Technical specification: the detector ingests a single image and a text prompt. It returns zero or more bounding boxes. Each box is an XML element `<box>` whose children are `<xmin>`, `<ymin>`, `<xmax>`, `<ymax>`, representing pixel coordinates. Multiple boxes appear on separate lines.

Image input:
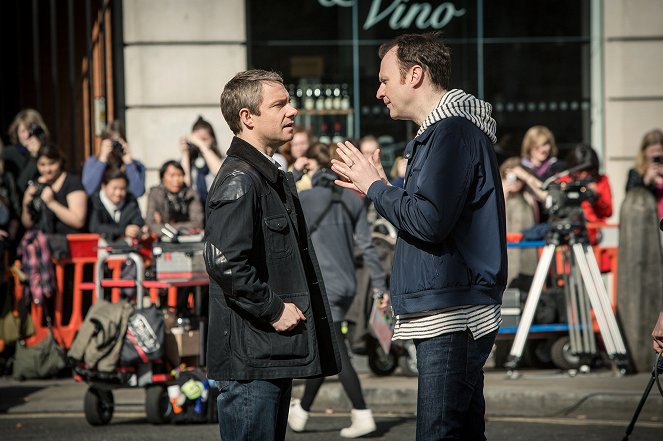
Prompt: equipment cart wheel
<box><xmin>397</xmin><ymin>340</ymin><xmax>418</xmax><ymax>377</ymax></box>
<box><xmin>367</xmin><ymin>338</ymin><xmax>397</xmax><ymax>376</ymax></box>
<box><xmin>84</xmin><ymin>387</ymin><xmax>114</xmax><ymax>426</ymax></box>
<box><xmin>145</xmin><ymin>385</ymin><xmax>172</xmax><ymax>424</ymax></box>
<box><xmin>550</xmin><ymin>336</ymin><xmax>581</xmax><ymax>370</ymax></box>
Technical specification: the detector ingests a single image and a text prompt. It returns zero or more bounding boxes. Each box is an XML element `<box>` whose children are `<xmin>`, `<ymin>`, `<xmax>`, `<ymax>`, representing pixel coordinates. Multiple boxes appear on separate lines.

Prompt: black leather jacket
<box><xmin>204</xmin><ymin>137</ymin><xmax>341</xmax><ymax>380</ymax></box>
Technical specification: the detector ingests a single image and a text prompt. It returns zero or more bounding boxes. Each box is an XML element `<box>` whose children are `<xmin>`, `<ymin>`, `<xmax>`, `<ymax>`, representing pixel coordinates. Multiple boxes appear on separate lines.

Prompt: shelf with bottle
<box><xmin>288</xmin><ymin>82</ymin><xmax>352</xmax><ymax>113</ymax></box>
<box><xmin>295</xmin><ymin>108</ymin><xmax>353</xmax><ymax>116</ymax></box>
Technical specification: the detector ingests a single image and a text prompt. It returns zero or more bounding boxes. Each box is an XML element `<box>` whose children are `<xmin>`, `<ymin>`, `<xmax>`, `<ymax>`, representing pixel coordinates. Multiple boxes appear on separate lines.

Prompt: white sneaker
<box><xmin>288</xmin><ymin>398</ymin><xmax>309</xmax><ymax>432</ymax></box>
<box><xmin>340</xmin><ymin>408</ymin><xmax>376</xmax><ymax>438</ymax></box>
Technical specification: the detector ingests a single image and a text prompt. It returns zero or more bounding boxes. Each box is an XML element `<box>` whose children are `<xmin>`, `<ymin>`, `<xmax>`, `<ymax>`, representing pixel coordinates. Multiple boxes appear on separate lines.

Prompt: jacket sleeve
<box><xmin>353</xmin><ymin>201</ymin><xmax>388</xmax><ymax>292</ymax></box>
<box><xmin>204</xmin><ymin>173</ymin><xmax>284</xmax><ymax>324</ymax></box>
<box><xmin>125</xmin><ymin>198</ymin><xmax>145</xmax><ymax>228</ymax></box>
<box><xmin>592</xmin><ymin>175</ymin><xmax>613</xmax><ymax>220</ymax></box>
<box><xmin>625</xmin><ymin>168</ymin><xmax>655</xmax><ymax>193</ymax></box>
<box><xmin>145</xmin><ymin>188</ymin><xmax>164</xmax><ymax>234</ymax></box>
<box><xmin>17</xmin><ymin>158</ymin><xmax>38</xmax><ymax>195</ymax></box>
<box><xmin>176</xmin><ymin>189</ymin><xmax>204</xmax><ymax>230</ymax></box>
<box><xmin>125</xmin><ymin>161</ymin><xmax>146</xmax><ymax>198</ymax></box>
<box><xmin>366</xmin><ymin>128</ymin><xmax>473</xmax><ymax>244</ymax></box>
<box><xmin>82</xmin><ymin>157</ymin><xmax>105</xmax><ymax>195</ymax></box>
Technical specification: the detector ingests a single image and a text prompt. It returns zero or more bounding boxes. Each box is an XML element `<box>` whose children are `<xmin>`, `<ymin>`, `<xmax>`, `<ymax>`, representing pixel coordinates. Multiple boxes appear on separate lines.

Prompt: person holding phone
<box><xmin>82</xmin><ymin>120</ymin><xmax>146</xmax><ymax>198</ymax></box>
<box><xmin>626</xmin><ymin>129</ymin><xmax>663</xmax><ymax>217</ymax></box>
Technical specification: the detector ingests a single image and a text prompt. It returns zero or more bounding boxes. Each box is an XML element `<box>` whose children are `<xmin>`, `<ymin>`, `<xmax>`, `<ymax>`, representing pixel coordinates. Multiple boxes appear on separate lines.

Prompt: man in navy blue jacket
<box><xmin>332</xmin><ymin>32</ymin><xmax>507</xmax><ymax>441</ymax></box>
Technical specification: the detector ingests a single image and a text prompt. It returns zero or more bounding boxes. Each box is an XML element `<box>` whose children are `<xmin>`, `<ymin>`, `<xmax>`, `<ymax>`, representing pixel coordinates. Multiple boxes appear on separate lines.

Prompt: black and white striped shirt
<box><xmin>392</xmin><ymin>304</ymin><xmax>501</xmax><ymax>341</ymax></box>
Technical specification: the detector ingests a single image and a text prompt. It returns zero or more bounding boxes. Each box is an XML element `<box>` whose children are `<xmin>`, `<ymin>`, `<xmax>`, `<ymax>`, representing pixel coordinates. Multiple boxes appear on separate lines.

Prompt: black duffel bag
<box><xmin>120</xmin><ymin>306</ymin><xmax>164</xmax><ymax>365</ymax></box>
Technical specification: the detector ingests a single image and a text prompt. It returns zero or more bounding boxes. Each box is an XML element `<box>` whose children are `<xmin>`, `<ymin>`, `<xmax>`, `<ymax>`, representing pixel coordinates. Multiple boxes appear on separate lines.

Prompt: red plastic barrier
<box><xmin>52</xmin><ymin>234</ymin><xmax>100</xmax><ymax>348</ymax></box>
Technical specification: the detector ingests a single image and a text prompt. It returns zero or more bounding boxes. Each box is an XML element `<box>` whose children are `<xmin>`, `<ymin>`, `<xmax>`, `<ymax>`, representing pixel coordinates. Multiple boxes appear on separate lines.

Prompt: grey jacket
<box><xmin>299</xmin><ymin>169</ymin><xmax>387</xmax><ymax>322</ymax></box>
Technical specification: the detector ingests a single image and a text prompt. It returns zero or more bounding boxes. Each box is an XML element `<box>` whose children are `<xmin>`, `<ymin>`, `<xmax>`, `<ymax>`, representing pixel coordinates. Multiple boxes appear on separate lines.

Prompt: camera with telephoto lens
<box><xmin>28</xmin><ymin>123</ymin><xmax>46</xmax><ymax>142</ymax></box>
<box><xmin>111</xmin><ymin>139</ymin><xmax>124</xmax><ymax>156</ymax></box>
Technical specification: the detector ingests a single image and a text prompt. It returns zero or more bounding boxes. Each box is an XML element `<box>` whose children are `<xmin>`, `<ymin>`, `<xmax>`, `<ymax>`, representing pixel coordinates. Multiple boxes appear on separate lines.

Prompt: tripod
<box><xmin>622</xmin><ymin>353</ymin><xmax>663</xmax><ymax>441</ymax></box>
<box><xmin>504</xmin><ymin>213</ymin><xmax>629</xmax><ymax>373</ymax></box>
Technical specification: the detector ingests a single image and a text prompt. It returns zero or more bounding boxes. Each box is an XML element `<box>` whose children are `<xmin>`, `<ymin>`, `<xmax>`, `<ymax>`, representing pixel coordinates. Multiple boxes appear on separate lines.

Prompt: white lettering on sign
<box><xmin>318</xmin><ymin>0</ymin><xmax>466</xmax><ymax>30</ymax></box>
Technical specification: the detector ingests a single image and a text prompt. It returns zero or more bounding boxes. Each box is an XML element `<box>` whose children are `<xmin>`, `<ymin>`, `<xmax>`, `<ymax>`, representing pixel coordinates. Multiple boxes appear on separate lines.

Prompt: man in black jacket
<box><xmin>332</xmin><ymin>33</ymin><xmax>506</xmax><ymax>441</ymax></box>
<box><xmin>205</xmin><ymin>70</ymin><xmax>341</xmax><ymax>441</ymax></box>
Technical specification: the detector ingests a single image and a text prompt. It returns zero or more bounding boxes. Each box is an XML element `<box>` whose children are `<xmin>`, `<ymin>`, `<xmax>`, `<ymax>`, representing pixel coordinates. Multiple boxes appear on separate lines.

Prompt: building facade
<box><xmin>2</xmin><ymin>0</ymin><xmax>662</xmax><ymax>220</ymax></box>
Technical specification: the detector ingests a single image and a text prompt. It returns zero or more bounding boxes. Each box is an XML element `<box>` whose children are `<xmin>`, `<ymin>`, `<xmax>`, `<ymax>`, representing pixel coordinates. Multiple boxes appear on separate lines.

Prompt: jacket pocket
<box><xmin>264</xmin><ymin>214</ymin><xmax>292</xmax><ymax>259</ymax></box>
<box><xmin>244</xmin><ymin>292</ymin><xmax>314</xmax><ymax>366</ymax></box>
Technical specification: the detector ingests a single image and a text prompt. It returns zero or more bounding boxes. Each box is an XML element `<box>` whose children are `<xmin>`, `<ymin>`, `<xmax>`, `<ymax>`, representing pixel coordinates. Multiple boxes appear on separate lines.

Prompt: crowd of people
<box><xmin>1</xmin><ymin>36</ymin><xmax>663</xmax><ymax>441</ymax></box>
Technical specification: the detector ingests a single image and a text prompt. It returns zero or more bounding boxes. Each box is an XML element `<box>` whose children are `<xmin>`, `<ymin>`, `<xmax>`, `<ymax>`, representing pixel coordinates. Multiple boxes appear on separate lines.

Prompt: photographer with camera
<box><xmin>4</xmin><ymin>109</ymin><xmax>49</xmax><ymax>195</ymax></box>
<box><xmin>512</xmin><ymin>143</ymin><xmax>613</xmax><ymax>246</ymax></box>
<box><xmin>626</xmin><ymin>129</ymin><xmax>663</xmax><ymax>217</ymax></box>
<box><xmin>21</xmin><ymin>144</ymin><xmax>87</xmax><ymax>237</ymax></box>
<box><xmin>178</xmin><ymin>116</ymin><xmax>223</xmax><ymax>207</ymax></box>
<box><xmin>82</xmin><ymin>120</ymin><xmax>146</xmax><ymax>198</ymax></box>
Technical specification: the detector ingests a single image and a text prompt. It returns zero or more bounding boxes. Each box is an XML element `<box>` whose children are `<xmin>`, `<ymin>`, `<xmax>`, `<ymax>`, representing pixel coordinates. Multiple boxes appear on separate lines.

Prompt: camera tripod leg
<box><xmin>505</xmin><ymin>244</ymin><xmax>557</xmax><ymax>370</ymax></box>
<box><xmin>622</xmin><ymin>375</ymin><xmax>656</xmax><ymax>441</ymax></box>
<box><xmin>563</xmin><ymin>250</ymin><xmax>595</xmax><ymax>370</ymax></box>
<box><xmin>572</xmin><ymin>243</ymin><xmax>628</xmax><ymax>366</ymax></box>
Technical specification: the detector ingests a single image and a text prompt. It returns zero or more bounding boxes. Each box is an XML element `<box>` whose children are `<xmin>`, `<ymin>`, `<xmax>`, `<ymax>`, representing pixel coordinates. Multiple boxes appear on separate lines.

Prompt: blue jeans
<box><xmin>414</xmin><ymin>330</ymin><xmax>497</xmax><ymax>441</ymax></box>
<box><xmin>216</xmin><ymin>378</ymin><xmax>292</xmax><ymax>441</ymax></box>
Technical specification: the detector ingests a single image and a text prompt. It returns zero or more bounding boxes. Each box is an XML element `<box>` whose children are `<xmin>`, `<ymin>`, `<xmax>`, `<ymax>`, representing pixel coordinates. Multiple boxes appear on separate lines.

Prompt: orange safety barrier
<box><xmin>144</xmin><ymin>278</ymin><xmax>208</xmax><ymax>310</ymax></box>
<box><xmin>52</xmin><ymin>234</ymin><xmax>100</xmax><ymax>348</ymax></box>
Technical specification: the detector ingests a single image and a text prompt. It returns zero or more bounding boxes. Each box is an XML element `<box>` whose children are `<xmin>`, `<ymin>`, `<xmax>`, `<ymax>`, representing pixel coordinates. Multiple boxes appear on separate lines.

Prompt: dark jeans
<box><xmin>216</xmin><ymin>378</ymin><xmax>292</xmax><ymax>441</ymax></box>
<box><xmin>414</xmin><ymin>330</ymin><xmax>497</xmax><ymax>441</ymax></box>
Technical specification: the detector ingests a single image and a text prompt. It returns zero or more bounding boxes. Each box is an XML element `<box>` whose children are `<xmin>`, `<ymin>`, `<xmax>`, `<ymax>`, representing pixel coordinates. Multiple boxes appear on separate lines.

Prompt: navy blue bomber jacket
<box><xmin>366</xmin><ymin>116</ymin><xmax>507</xmax><ymax>315</ymax></box>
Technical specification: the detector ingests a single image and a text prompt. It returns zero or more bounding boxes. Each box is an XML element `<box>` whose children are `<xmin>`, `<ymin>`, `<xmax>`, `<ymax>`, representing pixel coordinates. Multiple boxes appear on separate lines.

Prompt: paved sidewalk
<box><xmin>1</xmin><ymin>367</ymin><xmax>662</xmax><ymax>422</ymax></box>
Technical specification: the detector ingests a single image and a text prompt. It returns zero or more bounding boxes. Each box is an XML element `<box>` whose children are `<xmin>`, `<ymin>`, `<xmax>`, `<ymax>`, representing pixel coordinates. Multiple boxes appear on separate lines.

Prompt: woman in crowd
<box><xmin>21</xmin><ymin>144</ymin><xmax>87</xmax><ymax>237</ymax></box>
<box><xmin>178</xmin><ymin>116</ymin><xmax>223</xmax><ymax>206</ymax></box>
<box><xmin>289</xmin><ymin>143</ymin><xmax>388</xmax><ymax>438</ymax></box>
<box><xmin>88</xmin><ymin>169</ymin><xmax>146</xmax><ymax>242</ymax></box>
<box><xmin>146</xmin><ymin>160</ymin><xmax>203</xmax><ymax>235</ymax></box>
<box><xmin>4</xmin><ymin>108</ymin><xmax>49</xmax><ymax>195</ymax></box>
<box><xmin>520</xmin><ymin>125</ymin><xmax>564</xmax><ymax>181</ymax></box>
<box><xmin>282</xmin><ymin>126</ymin><xmax>313</xmax><ymax>191</ymax></box>
<box><xmin>389</xmin><ymin>156</ymin><xmax>407</xmax><ymax>188</ymax></box>
<box><xmin>499</xmin><ymin>157</ymin><xmax>539</xmax><ymax>286</ymax></box>
<box><xmin>82</xmin><ymin>120</ymin><xmax>146</xmax><ymax>198</ymax></box>
<box><xmin>625</xmin><ymin>128</ymin><xmax>663</xmax><ymax>217</ymax></box>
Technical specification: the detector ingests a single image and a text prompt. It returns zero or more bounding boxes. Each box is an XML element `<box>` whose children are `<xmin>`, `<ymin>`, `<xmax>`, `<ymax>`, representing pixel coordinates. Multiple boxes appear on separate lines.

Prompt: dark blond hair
<box><xmin>220</xmin><ymin>70</ymin><xmax>283</xmax><ymax>135</ymax></box>
<box><xmin>635</xmin><ymin>129</ymin><xmax>663</xmax><ymax>176</ymax></box>
<box><xmin>8</xmin><ymin>108</ymin><xmax>50</xmax><ymax>145</ymax></box>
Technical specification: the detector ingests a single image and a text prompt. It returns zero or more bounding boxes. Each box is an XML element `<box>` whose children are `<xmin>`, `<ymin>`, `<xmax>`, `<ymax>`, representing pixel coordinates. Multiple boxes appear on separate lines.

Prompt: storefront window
<box><xmin>248</xmin><ymin>0</ymin><xmax>590</xmax><ymax>162</ymax></box>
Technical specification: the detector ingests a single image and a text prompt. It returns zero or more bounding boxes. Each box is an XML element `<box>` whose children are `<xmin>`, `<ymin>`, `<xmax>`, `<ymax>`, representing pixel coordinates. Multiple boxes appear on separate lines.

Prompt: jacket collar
<box><xmin>226</xmin><ymin>136</ymin><xmax>280</xmax><ymax>184</ymax></box>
